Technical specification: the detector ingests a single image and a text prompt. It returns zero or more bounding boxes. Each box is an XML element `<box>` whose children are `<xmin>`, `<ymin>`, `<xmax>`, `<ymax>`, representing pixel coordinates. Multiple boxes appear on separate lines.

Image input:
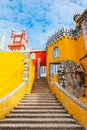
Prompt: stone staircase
<box><xmin>0</xmin><ymin>78</ymin><xmax>84</xmax><ymax>130</ymax></box>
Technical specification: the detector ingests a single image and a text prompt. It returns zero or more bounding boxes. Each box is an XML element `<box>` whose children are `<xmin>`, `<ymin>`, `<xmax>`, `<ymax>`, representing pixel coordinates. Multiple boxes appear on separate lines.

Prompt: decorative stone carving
<box><xmin>58</xmin><ymin>60</ymin><xmax>85</xmax><ymax>97</ymax></box>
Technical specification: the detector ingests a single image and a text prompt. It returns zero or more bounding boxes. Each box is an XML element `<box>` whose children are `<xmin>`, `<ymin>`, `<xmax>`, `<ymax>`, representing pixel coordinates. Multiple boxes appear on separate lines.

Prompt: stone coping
<box><xmin>0</xmin><ymin>82</ymin><xmax>25</xmax><ymax>103</ymax></box>
<box><xmin>53</xmin><ymin>82</ymin><xmax>87</xmax><ymax>110</ymax></box>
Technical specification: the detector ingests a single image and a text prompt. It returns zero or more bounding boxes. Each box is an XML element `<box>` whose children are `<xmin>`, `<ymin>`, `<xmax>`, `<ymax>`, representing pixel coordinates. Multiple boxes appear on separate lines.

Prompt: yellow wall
<box><xmin>0</xmin><ymin>52</ymin><xmax>35</xmax><ymax>119</ymax></box>
<box><xmin>47</xmin><ymin>36</ymin><xmax>79</xmax><ymax>63</ymax></box>
<box><xmin>0</xmin><ymin>83</ymin><xmax>26</xmax><ymax>119</ymax></box>
<box><xmin>47</xmin><ymin>33</ymin><xmax>87</xmax><ymax>95</ymax></box>
<box><xmin>51</xmin><ymin>84</ymin><xmax>87</xmax><ymax>129</ymax></box>
<box><xmin>76</xmin><ymin>33</ymin><xmax>87</xmax><ymax>96</ymax></box>
<box><xmin>46</xmin><ymin>34</ymin><xmax>87</xmax><ymax>129</ymax></box>
<box><xmin>0</xmin><ymin>52</ymin><xmax>25</xmax><ymax>98</ymax></box>
<box><xmin>46</xmin><ymin>36</ymin><xmax>79</xmax><ymax>89</ymax></box>
<box><xmin>76</xmin><ymin>34</ymin><xmax>86</xmax><ymax>59</ymax></box>
<box><xmin>0</xmin><ymin>52</ymin><xmax>27</xmax><ymax>119</ymax></box>
<box><xmin>27</xmin><ymin>57</ymin><xmax>35</xmax><ymax>93</ymax></box>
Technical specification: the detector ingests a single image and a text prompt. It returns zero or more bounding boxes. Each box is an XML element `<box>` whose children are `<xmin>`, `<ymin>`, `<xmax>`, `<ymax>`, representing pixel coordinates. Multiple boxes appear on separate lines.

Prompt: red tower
<box><xmin>8</xmin><ymin>30</ymin><xmax>28</xmax><ymax>51</ymax></box>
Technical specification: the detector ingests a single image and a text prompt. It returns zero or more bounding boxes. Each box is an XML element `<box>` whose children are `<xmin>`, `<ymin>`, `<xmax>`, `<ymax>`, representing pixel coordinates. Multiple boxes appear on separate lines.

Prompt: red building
<box><xmin>30</xmin><ymin>49</ymin><xmax>46</xmax><ymax>78</ymax></box>
<box><xmin>8</xmin><ymin>30</ymin><xmax>28</xmax><ymax>51</ymax></box>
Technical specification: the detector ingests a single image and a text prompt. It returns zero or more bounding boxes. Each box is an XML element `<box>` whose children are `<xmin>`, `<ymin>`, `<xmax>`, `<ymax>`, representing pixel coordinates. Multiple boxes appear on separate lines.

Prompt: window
<box><xmin>50</xmin><ymin>63</ymin><xmax>60</xmax><ymax>77</ymax></box>
<box><xmin>15</xmin><ymin>37</ymin><xmax>21</xmax><ymax>42</ymax></box>
<box><xmin>53</xmin><ymin>47</ymin><xmax>59</xmax><ymax>58</ymax></box>
<box><xmin>40</xmin><ymin>66</ymin><xmax>46</xmax><ymax>77</ymax></box>
<box><xmin>31</xmin><ymin>53</ymin><xmax>36</xmax><ymax>59</ymax></box>
<box><xmin>53</xmin><ymin>64</ymin><xmax>60</xmax><ymax>74</ymax></box>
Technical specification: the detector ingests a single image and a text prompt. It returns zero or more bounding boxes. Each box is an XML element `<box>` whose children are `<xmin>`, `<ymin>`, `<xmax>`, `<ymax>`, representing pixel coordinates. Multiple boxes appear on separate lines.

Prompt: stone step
<box><xmin>32</xmin><ymin>88</ymin><xmax>49</xmax><ymax>90</ymax></box>
<box><xmin>21</xmin><ymin>97</ymin><xmax>57</xmax><ymax>100</ymax></box>
<box><xmin>20</xmin><ymin>99</ymin><xmax>59</xmax><ymax>103</ymax></box>
<box><xmin>32</xmin><ymin>83</ymin><xmax>48</xmax><ymax>85</ymax></box>
<box><xmin>32</xmin><ymin>91</ymin><xmax>49</xmax><ymax>92</ymax></box>
<box><xmin>32</xmin><ymin>88</ymin><xmax>50</xmax><ymax>90</ymax></box>
<box><xmin>18</xmin><ymin>102</ymin><xmax>61</xmax><ymax>106</ymax></box>
<box><xmin>25</xmin><ymin>93</ymin><xmax>54</xmax><ymax>95</ymax></box>
<box><xmin>31</xmin><ymin>90</ymin><xmax>49</xmax><ymax>92</ymax></box>
<box><xmin>23</xmin><ymin>95</ymin><xmax>56</xmax><ymax>100</ymax></box>
<box><xmin>22</xmin><ymin>97</ymin><xmax>57</xmax><ymax>100</ymax></box>
<box><xmin>11</xmin><ymin>109</ymin><xmax>67</xmax><ymax>114</ymax></box>
<box><xmin>23</xmin><ymin>94</ymin><xmax>55</xmax><ymax>96</ymax></box>
<box><xmin>23</xmin><ymin>95</ymin><xmax>55</xmax><ymax>98</ymax></box>
<box><xmin>32</xmin><ymin>90</ymin><xmax>49</xmax><ymax>93</ymax></box>
<box><xmin>32</xmin><ymin>89</ymin><xmax>49</xmax><ymax>93</ymax></box>
<box><xmin>0</xmin><ymin>118</ymin><xmax>76</xmax><ymax>124</ymax></box>
<box><xmin>0</xmin><ymin>123</ymin><xmax>84</xmax><ymax>130</ymax></box>
<box><xmin>6</xmin><ymin>113</ymin><xmax>71</xmax><ymax>118</ymax></box>
<box><xmin>32</xmin><ymin>87</ymin><xmax>49</xmax><ymax>89</ymax></box>
<box><xmin>32</xmin><ymin>86</ymin><xmax>48</xmax><ymax>88</ymax></box>
<box><xmin>32</xmin><ymin>88</ymin><xmax>48</xmax><ymax>89</ymax></box>
<box><xmin>15</xmin><ymin>105</ymin><xmax>64</xmax><ymax>109</ymax></box>
<box><xmin>33</xmin><ymin>84</ymin><xmax>48</xmax><ymax>85</ymax></box>
<box><xmin>33</xmin><ymin>84</ymin><xmax>48</xmax><ymax>86</ymax></box>
<box><xmin>24</xmin><ymin>93</ymin><xmax>54</xmax><ymax>95</ymax></box>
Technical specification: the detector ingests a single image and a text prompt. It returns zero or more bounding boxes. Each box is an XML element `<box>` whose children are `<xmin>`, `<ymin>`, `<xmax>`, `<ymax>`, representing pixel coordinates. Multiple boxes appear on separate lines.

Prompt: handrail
<box><xmin>0</xmin><ymin>82</ymin><xmax>25</xmax><ymax>103</ymax></box>
<box><xmin>53</xmin><ymin>82</ymin><xmax>87</xmax><ymax>110</ymax></box>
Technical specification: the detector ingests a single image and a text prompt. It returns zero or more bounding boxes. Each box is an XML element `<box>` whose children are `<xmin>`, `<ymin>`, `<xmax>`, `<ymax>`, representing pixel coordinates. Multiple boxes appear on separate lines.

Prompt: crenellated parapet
<box><xmin>46</xmin><ymin>27</ymin><xmax>82</xmax><ymax>47</ymax></box>
<box><xmin>74</xmin><ymin>27</ymin><xmax>82</xmax><ymax>39</ymax></box>
<box><xmin>77</xmin><ymin>9</ymin><xmax>87</xmax><ymax>24</ymax></box>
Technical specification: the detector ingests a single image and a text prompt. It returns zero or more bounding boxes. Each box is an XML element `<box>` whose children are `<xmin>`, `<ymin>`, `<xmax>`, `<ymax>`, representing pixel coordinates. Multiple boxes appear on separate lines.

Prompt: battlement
<box><xmin>46</xmin><ymin>27</ymin><xmax>82</xmax><ymax>47</ymax></box>
<box><xmin>8</xmin><ymin>30</ymin><xmax>28</xmax><ymax>51</ymax></box>
<box><xmin>77</xmin><ymin>8</ymin><xmax>87</xmax><ymax>24</ymax></box>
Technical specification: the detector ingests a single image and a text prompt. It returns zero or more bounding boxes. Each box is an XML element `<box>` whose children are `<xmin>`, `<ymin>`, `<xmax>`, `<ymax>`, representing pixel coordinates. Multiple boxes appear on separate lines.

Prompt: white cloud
<box><xmin>0</xmin><ymin>0</ymin><xmax>86</xmax><ymax>49</ymax></box>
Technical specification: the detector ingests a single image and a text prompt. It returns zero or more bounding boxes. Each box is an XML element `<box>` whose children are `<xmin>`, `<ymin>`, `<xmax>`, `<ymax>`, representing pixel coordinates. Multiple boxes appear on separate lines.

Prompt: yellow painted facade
<box><xmin>46</xmin><ymin>10</ymin><xmax>87</xmax><ymax>128</ymax></box>
<box><xmin>46</xmin><ymin>35</ymin><xmax>80</xmax><ymax>89</ymax></box>
<box><xmin>0</xmin><ymin>83</ymin><xmax>27</xmax><ymax>119</ymax></box>
<box><xmin>51</xmin><ymin>84</ymin><xmax>87</xmax><ymax>129</ymax></box>
<box><xmin>27</xmin><ymin>57</ymin><xmax>35</xmax><ymax>93</ymax></box>
<box><xmin>46</xmin><ymin>23</ymin><xmax>87</xmax><ymax>95</ymax></box>
<box><xmin>76</xmin><ymin>33</ymin><xmax>87</xmax><ymax>96</ymax></box>
<box><xmin>0</xmin><ymin>52</ymin><xmax>35</xmax><ymax>119</ymax></box>
<box><xmin>0</xmin><ymin>52</ymin><xmax>24</xmax><ymax>98</ymax></box>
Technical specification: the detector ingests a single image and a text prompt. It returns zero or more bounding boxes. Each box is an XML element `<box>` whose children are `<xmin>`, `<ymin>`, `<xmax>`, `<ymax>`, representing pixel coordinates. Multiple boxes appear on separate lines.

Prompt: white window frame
<box><xmin>40</xmin><ymin>66</ymin><xmax>46</xmax><ymax>77</ymax></box>
<box><xmin>50</xmin><ymin>63</ymin><xmax>60</xmax><ymax>77</ymax></box>
<box><xmin>53</xmin><ymin>64</ymin><xmax>60</xmax><ymax>74</ymax></box>
<box><xmin>53</xmin><ymin>47</ymin><xmax>59</xmax><ymax>58</ymax></box>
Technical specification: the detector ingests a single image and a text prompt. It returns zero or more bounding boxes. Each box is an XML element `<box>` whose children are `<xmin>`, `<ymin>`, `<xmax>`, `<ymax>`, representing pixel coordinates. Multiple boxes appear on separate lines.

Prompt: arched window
<box><xmin>31</xmin><ymin>53</ymin><xmax>36</xmax><ymax>59</ymax></box>
<box><xmin>53</xmin><ymin>47</ymin><xmax>59</xmax><ymax>58</ymax></box>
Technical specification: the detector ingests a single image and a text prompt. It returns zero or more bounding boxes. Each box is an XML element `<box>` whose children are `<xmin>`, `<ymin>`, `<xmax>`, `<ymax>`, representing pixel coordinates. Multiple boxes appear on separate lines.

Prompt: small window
<box><xmin>31</xmin><ymin>53</ymin><xmax>36</xmax><ymax>59</ymax></box>
<box><xmin>15</xmin><ymin>37</ymin><xmax>21</xmax><ymax>42</ymax></box>
<box><xmin>53</xmin><ymin>47</ymin><xmax>59</xmax><ymax>58</ymax></box>
<box><xmin>50</xmin><ymin>63</ymin><xmax>60</xmax><ymax>77</ymax></box>
<box><xmin>53</xmin><ymin>64</ymin><xmax>60</xmax><ymax>74</ymax></box>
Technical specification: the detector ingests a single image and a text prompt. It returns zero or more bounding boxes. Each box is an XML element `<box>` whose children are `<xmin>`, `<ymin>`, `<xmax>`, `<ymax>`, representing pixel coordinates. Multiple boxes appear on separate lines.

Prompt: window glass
<box><xmin>53</xmin><ymin>47</ymin><xmax>59</xmax><ymax>58</ymax></box>
<box><xmin>50</xmin><ymin>64</ymin><xmax>60</xmax><ymax>77</ymax></box>
<box><xmin>53</xmin><ymin>64</ymin><xmax>60</xmax><ymax>74</ymax></box>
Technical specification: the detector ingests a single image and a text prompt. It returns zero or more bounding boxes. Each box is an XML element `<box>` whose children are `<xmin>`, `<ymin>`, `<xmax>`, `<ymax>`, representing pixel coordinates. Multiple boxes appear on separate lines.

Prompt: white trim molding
<box><xmin>0</xmin><ymin>82</ymin><xmax>25</xmax><ymax>103</ymax></box>
<box><xmin>52</xmin><ymin>81</ymin><xmax>87</xmax><ymax>110</ymax></box>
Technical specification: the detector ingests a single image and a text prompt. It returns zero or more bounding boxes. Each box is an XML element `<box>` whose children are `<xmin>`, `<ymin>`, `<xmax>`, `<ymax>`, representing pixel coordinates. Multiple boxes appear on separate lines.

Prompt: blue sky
<box><xmin>0</xmin><ymin>0</ymin><xmax>86</xmax><ymax>49</ymax></box>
